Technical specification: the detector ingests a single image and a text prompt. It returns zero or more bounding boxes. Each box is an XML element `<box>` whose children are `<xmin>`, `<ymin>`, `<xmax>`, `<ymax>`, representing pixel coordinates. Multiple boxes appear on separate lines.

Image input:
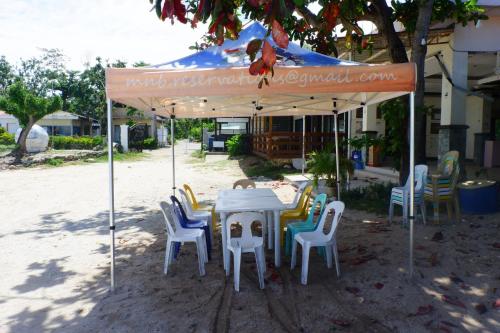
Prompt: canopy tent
<box><xmin>105</xmin><ymin>22</ymin><xmax>417</xmax><ymax>291</ymax></box>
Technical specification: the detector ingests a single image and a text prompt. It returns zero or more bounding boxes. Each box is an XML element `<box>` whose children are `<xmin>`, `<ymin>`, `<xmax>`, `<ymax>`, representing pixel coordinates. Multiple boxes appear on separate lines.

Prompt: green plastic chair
<box><xmin>284</xmin><ymin>193</ymin><xmax>328</xmax><ymax>257</ymax></box>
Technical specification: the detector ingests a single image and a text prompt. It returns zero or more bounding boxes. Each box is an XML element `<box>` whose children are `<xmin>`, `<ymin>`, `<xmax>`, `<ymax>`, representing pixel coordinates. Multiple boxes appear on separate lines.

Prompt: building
<box><xmin>0</xmin><ymin>110</ymin><xmax>100</xmax><ymax>136</ymax></box>
<box><xmin>339</xmin><ymin>1</ymin><xmax>500</xmax><ymax>164</ymax></box>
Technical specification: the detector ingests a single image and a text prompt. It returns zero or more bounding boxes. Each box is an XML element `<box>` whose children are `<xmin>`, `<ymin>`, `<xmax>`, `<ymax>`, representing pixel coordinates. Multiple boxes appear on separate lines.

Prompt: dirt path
<box><xmin>0</xmin><ymin>144</ymin><xmax>498</xmax><ymax>332</ymax></box>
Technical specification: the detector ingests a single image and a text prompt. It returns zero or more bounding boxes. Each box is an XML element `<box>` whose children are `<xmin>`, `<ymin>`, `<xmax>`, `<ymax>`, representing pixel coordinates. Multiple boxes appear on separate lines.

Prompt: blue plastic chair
<box><xmin>170</xmin><ymin>195</ymin><xmax>212</xmax><ymax>260</ymax></box>
<box><xmin>284</xmin><ymin>193</ymin><xmax>328</xmax><ymax>257</ymax></box>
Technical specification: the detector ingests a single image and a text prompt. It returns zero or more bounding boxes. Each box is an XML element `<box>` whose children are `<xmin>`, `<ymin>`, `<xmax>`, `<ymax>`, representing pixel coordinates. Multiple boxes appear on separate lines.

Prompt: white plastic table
<box><xmin>215</xmin><ymin>188</ymin><xmax>286</xmax><ymax>273</ymax></box>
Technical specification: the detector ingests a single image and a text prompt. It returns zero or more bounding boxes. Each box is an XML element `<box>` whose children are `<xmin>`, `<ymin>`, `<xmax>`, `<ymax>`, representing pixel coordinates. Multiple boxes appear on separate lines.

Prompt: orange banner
<box><xmin>106</xmin><ymin>63</ymin><xmax>416</xmax><ymax>99</ymax></box>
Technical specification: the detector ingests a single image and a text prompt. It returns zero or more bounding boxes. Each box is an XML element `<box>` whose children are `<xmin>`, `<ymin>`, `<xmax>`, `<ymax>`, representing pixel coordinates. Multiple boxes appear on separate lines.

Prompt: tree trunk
<box><xmin>16</xmin><ymin>118</ymin><xmax>36</xmax><ymax>156</ymax></box>
<box><xmin>372</xmin><ymin>0</ymin><xmax>410</xmax><ymax>185</ymax></box>
<box><xmin>411</xmin><ymin>0</ymin><xmax>435</xmax><ymax>165</ymax></box>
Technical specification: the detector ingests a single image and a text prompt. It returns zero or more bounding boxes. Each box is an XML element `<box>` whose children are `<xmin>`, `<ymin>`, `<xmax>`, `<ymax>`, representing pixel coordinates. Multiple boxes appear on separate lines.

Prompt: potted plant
<box><xmin>348</xmin><ymin>135</ymin><xmax>371</xmax><ymax>170</ymax></box>
<box><xmin>307</xmin><ymin>146</ymin><xmax>354</xmax><ymax>197</ymax></box>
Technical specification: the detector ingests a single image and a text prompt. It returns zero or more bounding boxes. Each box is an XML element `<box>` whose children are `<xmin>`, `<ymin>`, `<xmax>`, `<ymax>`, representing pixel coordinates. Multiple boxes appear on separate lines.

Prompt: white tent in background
<box><xmin>105</xmin><ymin>22</ymin><xmax>417</xmax><ymax>290</ymax></box>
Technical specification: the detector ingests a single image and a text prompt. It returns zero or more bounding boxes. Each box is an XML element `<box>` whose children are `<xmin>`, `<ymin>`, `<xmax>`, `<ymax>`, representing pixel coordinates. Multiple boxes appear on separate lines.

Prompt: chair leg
<box><xmin>433</xmin><ymin>199</ymin><xmax>440</xmax><ymax>224</ymax></box>
<box><xmin>202</xmin><ymin>233</ymin><xmax>208</xmax><ymax>263</ymax></box>
<box><xmin>196</xmin><ymin>237</ymin><xmax>206</xmax><ymax>276</ymax></box>
<box><xmin>332</xmin><ymin>242</ymin><xmax>340</xmax><ymax>278</ymax></box>
<box><xmin>291</xmin><ymin>239</ymin><xmax>298</xmax><ymax>270</ymax></box>
<box><xmin>164</xmin><ymin>239</ymin><xmax>172</xmax><ymax>275</ymax></box>
<box><xmin>446</xmin><ymin>201</ymin><xmax>453</xmax><ymax>222</ymax></box>
<box><xmin>233</xmin><ymin>248</ymin><xmax>241</xmax><ymax>292</ymax></box>
<box><xmin>325</xmin><ymin>244</ymin><xmax>333</xmax><ymax>269</ymax></box>
<box><xmin>255</xmin><ymin>247</ymin><xmax>265</xmax><ymax>289</ymax></box>
<box><xmin>454</xmin><ymin>194</ymin><xmax>461</xmax><ymax>223</ymax></box>
<box><xmin>259</xmin><ymin>246</ymin><xmax>267</xmax><ymax>274</ymax></box>
<box><xmin>403</xmin><ymin>194</ymin><xmax>408</xmax><ymax>225</ymax></box>
<box><xmin>301</xmin><ymin>243</ymin><xmax>311</xmax><ymax>285</ymax></box>
<box><xmin>420</xmin><ymin>201</ymin><xmax>427</xmax><ymax>225</ymax></box>
<box><xmin>267</xmin><ymin>212</ymin><xmax>273</xmax><ymax>249</ymax></box>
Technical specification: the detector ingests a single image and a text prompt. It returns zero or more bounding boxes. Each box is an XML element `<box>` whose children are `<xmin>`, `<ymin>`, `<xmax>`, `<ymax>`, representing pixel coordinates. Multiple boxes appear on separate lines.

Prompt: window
<box><xmin>220</xmin><ymin>122</ymin><xmax>247</xmax><ymax>135</ymax></box>
<box><xmin>356</xmin><ymin>108</ymin><xmax>363</xmax><ymax>118</ymax></box>
<box><xmin>53</xmin><ymin>126</ymin><xmax>72</xmax><ymax>136</ymax></box>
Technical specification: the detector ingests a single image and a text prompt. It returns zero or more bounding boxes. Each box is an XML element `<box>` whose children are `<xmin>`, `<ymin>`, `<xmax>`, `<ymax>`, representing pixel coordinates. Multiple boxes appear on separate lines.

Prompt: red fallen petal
<box><xmin>331</xmin><ymin>319</ymin><xmax>351</xmax><ymax>327</ymax></box>
<box><xmin>345</xmin><ymin>287</ymin><xmax>360</xmax><ymax>295</ymax></box>
<box><xmin>271</xmin><ymin>20</ymin><xmax>289</xmax><ymax>48</ymax></box>
<box><xmin>442</xmin><ymin>295</ymin><xmax>466</xmax><ymax>309</ymax></box>
<box><xmin>161</xmin><ymin>0</ymin><xmax>174</xmax><ymax>20</ymax></box>
<box><xmin>374</xmin><ymin>283</ymin><xmax>384</xmax><ymax>289</ymax></box>
<box><xmin>493</xmin><ymin>299</ymin><xmax>500</xmax><ymax>308</ymax></box>
<box><xmin>410</xmin><ymin>305</ymin><xmax>434</xmax><ymax>316</ymax></box>
<box><xmin>261</xmin><ymin>41</ymin><xmax>276</xmax><ymax>67</ymax></box>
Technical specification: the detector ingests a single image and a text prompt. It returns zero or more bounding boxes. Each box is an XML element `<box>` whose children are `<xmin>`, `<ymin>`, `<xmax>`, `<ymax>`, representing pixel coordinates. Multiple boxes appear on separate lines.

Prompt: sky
<box><xmin>0</xmin><ymin>0</ymin><xmax>208</xmax><ymax>70</ymax></box>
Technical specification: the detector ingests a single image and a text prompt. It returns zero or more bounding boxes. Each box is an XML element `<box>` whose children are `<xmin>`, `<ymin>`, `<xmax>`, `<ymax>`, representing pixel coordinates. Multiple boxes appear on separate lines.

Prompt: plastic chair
<box><xmin>233</xmin><ymin>179</ymin><xmax>256</xmax><ymax>189</ymax></box>
<box><xmin>183</xmin><ymin>184</ymin><xmax>217</xmax><ymax>231</ymax></box>
<box><xmin>179</xmin><ymin>189</ymin><xmax>213</xmax><ymax>245</ymax></box>
<box><xmin>285</xmin><ymin>182</ymin><xmax>308</xmax><ymax>210</ymax></box>
<box><xmin>284</xmin><ymin>193</ymin><xmax>327</xmax><ymax>257</ymax></box>
<box><xmin>279</xmin><ymin>185</ymin><xmax>313</xmax><ymax>246</ymax></box>
<box><xmin>159</xmin><ymin>202</ymin><xmax>207</xmax><ymax>276</ymax></box>
<box><xmin>424</xmin><ymin>151</ymin><xmax>461</xmax><ymax>223</ymax></box>
<box><xmin>389</xmin><ymin>165</ymin><xmax>428</xmax><ymax>225</ymax></box>
<box><xmin>170</xmin><ymin>195</ymin><xmax>212</xmax><ymax>260</ymax></box>
<box><xmin>226</xmin><ymin>212</ymin><xmax>266</xmax><ymax>292</ymax></box>
<box><xmin>291</xmin><ymin>201</ymin><xmax>345</xmax><ymax>285</ymax></box>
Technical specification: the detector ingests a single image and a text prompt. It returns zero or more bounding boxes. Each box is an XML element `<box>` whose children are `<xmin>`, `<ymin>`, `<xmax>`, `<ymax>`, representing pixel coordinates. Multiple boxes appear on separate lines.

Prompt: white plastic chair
<box><xmin>389</xmin><ymin>165</ymin><xmax>428</xmax><ymax>225</ymax></box>
<box><xmin>233</xmin><ymin>179</ymin><xmax>256</xmax><ymax>189</ymax></box>
<box><xmin>285</xmin><ymin>182</ymin><xmax>308</xmax><ymax>209</ymax></box>
<box><xmin>179</xmin><ymin>189</ymin><xmax>213</xmax><ymax>244</ymax></box>
<box><xmin>291</xmin><ymin>201</ymin><xmax>345</xmax><ymax>285</ymax></box>
<box><xmin>159</xmin><ymin>201</ymin><xmax>207</xmax><ymax>276</ymax></box>
<box><xmin>226</xmin><ymin>212</ymin><xmax>266</xmax><ymax>292</ymax></box>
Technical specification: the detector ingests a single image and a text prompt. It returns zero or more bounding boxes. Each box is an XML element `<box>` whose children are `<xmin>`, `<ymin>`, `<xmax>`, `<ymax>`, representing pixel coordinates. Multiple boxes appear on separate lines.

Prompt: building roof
<box><xmin>0</xmin><ymin>110</ymin><xmax>98</xmax><ymax>122</ymax></box>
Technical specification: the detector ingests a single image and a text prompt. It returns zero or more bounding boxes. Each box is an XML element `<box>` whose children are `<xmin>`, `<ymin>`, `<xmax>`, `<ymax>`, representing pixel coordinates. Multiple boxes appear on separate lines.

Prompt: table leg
<box><xmin>273</xmin><ymin>210</ymin><xmax>281</xmax><ymax>267</ymax></box>
<box><xmin>267</xmin><ymin>211</ymin><xmax>273</xmax><ymax>249</ymax></box>
<box><xmin>220</xmin><ymin>212</ymin><xmax>229</xmax><ymax>274</ymax></box>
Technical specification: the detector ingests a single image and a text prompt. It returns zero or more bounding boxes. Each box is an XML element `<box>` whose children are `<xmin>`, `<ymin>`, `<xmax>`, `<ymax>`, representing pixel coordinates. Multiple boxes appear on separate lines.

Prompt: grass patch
<box><xmin>45</xmin><ymin>158</ymin><xmax>64</xmax><ymax>167</ymax></box>
<box><xmin>84</xmin><ymin>151</ymin><xmax>147</xmax><ymax>163</ymax></box>
<box><xmin>341</xmin><ymin>182</ymin><xmax>393</xmax><ymax>215</ymax></box>
<box><xmin>191</xmin><ymin>149</ymin><xmax>207</xmax><ymax>160</ymax></box>
<box><xmin>0</xmin><ymin>144</ymin><xmax>16</xmax><ymax>154</ymax></box>
<box><xmin>242</xmin><ymin>158</ymin><xmax>299</xmax><ymax>180</ymax></box>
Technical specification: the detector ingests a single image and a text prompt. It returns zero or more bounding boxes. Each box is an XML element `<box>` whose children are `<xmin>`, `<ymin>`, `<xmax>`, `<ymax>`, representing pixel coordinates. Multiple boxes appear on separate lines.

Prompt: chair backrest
<box><xmin>183</xmin><ymin>184</ymin><xmax>199</xmax><ymax>209</ymax></box>
<box><xmin>170</xmin><ymin>195</ymin><xmax>189</xmax><ymax>228</ymax></box>
<box><xmin>415</xmin><ymin>164</ymin><xmax>428</xmax><ymax>193</ymax></box>
<box><xmin>306</xmin><ymin>193</ymin><xmax>327</xmax><ymax>227</ymax></box>
<box><xmin>226</xmin><ymin>212</ymin><xmax>266</xmax><ymax>245</ymax></box>
<box><xmin>290</xmin><ymin>182</ymin><xmax>308</xmax><ymax>208</ymax></box>
<box><xmin>233</xmin><ymin>179</ymin><xmax>256</xmax><ymax>189</ymax></box>
<box><xmin>297</xmin><ymin>185</ymin><xmax>313</xmax><ymax>213</ymax></box>
<box><xmin>315</xmin><ymin>201</ymin><xmax>345</xmax><ymax>240</ymax></box>
<box><xmin>403</xmin><ymin>164</ymin><xmax>428</xmax><ymax>190</ymax></box>
<box><xmin>159</xmin><ymin>201</ymin><xmax>176</xmax><ymax>236</ymax></box>
<box><xmin>437</xmin><ymin>151</ymin><xmax>459</xmax><ymax>176</ymax></box>
<box><xmin>178</xmin><ymin>188</ymin><xmax>196</xmax><ymax>217</ymax></box>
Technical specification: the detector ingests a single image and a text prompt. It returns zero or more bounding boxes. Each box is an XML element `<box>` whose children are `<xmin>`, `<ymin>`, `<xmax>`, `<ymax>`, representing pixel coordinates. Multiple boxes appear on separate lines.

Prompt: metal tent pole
<box><xmin>334</xmin><ymin>112</ymin><xmax>341</xmax><ymax>200</ymax></box>
<box><xmin>302</xmin><ymin>115</ymin><xmax>306</xmax><ymax>176</ymax></box>
<box><xmin>409</xmin><ymin>91</ymin><xmax>415</xmax><ymax>277</ymax></box>
<box><xmin>106</xmin><ymin>98</ymin><xmax>116</xmax><ymax>291</ymax></box>
<box><xmin>171</xmin><ymin>112</ymin><xmax>176</xmax><ymax>196</ymax></box>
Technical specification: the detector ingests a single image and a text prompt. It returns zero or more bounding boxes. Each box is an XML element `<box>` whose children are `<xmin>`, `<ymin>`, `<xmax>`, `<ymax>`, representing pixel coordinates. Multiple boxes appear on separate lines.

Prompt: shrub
<box><xmin>45</xmin><ymin>158</ymin><xmax>64</xmax><ymax>166</ymax></box>
<box><xmin>226</xmin><ymin>134</ymin><xmax>246</xmax><ymax>157</ymax></box>
<box><xmin>0</xmin><ymin>129</ymin><xmax>15</xmax><ymax>145</ymax></box>
<box><xmin>50</xmin><ymin>136</ymin><xmax>104</xmax><ymax>150</ymax></box>
<box><xmin>189</xmin><ymin>127</ymin><xmax>202</xmax><ymax>141</ymax></box>
<box><xmin>341</xmin><ymin>182</ymin><xmax>394</xmax><ymax>215</ymax></box>
<box><xmin>142</xmin><ymin>138</ymin><xmax>158</xmax><ymax>150</ymax></box>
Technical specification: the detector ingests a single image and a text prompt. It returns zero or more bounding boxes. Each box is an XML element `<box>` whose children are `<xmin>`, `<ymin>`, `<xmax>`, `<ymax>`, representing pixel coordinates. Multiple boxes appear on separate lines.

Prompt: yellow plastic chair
<box><xmin>279</xmin><ymin>185</ymin><xmax>313</xmax><ymax>246</ymax></box>
<box><xmin>183</xmin><ymin>184</ymin><xmax>218</xmax><ymax>231</ymax></box>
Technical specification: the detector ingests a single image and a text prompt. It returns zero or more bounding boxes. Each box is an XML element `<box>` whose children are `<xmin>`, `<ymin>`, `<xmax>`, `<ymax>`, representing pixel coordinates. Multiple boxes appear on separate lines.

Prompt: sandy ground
<box><xmin>0</xmin><ymin>143</ymin><xmax>499</xmax><ymax>333</ymax></box>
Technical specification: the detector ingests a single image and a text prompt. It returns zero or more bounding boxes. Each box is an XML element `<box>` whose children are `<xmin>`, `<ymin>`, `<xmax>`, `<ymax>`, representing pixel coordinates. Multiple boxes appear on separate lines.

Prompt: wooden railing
<box><xmin>252</xmin><ymin>131</ymin><xmax>344</xmax><ymax>159</ymax></box>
